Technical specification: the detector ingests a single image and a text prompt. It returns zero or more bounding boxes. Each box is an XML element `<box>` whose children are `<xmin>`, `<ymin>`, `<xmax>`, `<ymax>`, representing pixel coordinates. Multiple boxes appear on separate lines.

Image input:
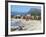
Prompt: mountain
<box><xmin>28</xmin><ymin>8</ymin><xmax>41</xmax><ymax>16</ymax></box>
<box><xmin>11</xmin><ymin>8</ymin><xmax>41</xmax><ymax>16</ymax></box>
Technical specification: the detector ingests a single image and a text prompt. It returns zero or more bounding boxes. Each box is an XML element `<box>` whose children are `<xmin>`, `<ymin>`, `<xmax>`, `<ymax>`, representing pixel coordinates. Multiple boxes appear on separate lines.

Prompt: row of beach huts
<box><xmin>11</xmin><ymin>14</ymin><xmax>41</xmax><ymax>20</ymax></box>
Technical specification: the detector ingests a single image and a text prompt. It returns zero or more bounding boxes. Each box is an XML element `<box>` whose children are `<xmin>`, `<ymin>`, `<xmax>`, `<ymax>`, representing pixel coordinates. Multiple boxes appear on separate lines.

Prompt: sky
<box><xmin>11</xmin><ymin>5</ymin><xmax>41</xmax><ymax>13</ymax></box>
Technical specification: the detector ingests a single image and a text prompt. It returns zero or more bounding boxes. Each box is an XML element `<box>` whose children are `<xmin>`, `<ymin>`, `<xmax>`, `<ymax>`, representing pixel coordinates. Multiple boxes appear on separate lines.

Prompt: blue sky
<box><xmin>11</xmin><ymin>5</ymin><xmax>41</xmax><ymax>13</ymax></box>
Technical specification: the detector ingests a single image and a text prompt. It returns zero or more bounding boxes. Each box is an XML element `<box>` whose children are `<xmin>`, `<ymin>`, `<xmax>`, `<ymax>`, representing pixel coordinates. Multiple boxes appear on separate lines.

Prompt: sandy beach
<box><xmin>11</xmin><ymin>19</ymin><xmax>41</xmax><ymax>31</ymax></box>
